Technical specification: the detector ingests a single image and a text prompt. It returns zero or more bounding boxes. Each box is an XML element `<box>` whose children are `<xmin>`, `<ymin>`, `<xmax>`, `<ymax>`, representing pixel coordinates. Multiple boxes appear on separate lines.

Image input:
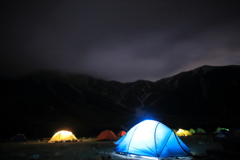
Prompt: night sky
<box><xmin>1</xmin><ymin>0</ymin><xmax>240</xmax><ymax>82</ymax></box>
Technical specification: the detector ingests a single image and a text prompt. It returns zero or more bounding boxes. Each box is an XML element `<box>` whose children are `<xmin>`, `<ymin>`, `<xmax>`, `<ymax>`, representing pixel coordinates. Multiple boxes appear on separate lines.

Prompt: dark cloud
<box><xmin>1</xmin><ymin>0</ymin><xmax>240</xmax><ymax>82</ymax></box>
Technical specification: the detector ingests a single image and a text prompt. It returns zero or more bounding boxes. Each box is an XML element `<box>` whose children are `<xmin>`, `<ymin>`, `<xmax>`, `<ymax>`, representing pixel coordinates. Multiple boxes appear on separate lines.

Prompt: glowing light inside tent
<box><xmin>139</xmin><ymin>155</ymin><xmax>159</xmax><ymax>159</ymax></box>
<box><xmin>53</xmin><ymin>130</ymin><xmax>72</xmax><ymax>136</ymax></box>
<box><xmin>114</xmin><ymin>120</ymin><xmax>191</xmax><ymax>158</ymax></box>
<box><xmin>48</xmin><ymin>130</ymin><xmax>78</xmax><ymax>143</ymax></box>
<box><xmin>222</xmin><ymin>128</ymin><xmax>229</xmax><ymax>131</ymax></box>
<box><xmin>176</xmin><ymin>129</ymin><xmax>192</xmax><ymax>137</ymax></box>
<box><xmin>214</xmin><ymin>127</ymin><xmax>229</xmax><ymax>133</ymax></box>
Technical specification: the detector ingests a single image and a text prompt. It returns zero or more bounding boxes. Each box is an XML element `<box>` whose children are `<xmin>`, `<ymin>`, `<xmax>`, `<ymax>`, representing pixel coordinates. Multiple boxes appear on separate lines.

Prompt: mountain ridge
<box><xmin>1</xmin><ymin>65</ymin><xmax>240</xmax><ymax>139</ymax></box>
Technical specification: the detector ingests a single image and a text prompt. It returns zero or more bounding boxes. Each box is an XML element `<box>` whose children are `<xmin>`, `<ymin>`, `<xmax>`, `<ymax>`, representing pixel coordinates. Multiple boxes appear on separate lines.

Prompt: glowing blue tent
<box><xmin>114</xmin><ymin>120</ymin><xmax>191</xmax><ymax>158</ymax></box>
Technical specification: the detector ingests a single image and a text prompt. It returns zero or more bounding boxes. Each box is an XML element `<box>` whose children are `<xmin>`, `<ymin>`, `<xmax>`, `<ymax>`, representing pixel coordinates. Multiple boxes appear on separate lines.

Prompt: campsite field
<box><xmin>0</xmin><ymin>135</ymin><xmax>238</xmax><ymax>160</ymax></box>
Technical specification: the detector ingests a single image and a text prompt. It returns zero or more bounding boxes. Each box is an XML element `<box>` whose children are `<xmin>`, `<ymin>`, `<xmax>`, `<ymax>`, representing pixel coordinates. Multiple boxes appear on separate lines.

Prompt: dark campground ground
<box><xmin>0</xmin><ymin>135</ymin><xmax>240</xmax><ymax>160</ymax></box>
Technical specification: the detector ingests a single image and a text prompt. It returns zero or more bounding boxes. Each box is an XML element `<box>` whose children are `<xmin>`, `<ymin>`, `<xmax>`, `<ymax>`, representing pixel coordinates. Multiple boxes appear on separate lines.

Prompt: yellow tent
<box><xmin>48</xmin><ymin>130</ymin><xmax>78</xmax><ymax>143</ymax></box>
<box><xmin>176</xmin><ymin>129</ymin><xmax>192</xmax><ymax>137</ymax></box>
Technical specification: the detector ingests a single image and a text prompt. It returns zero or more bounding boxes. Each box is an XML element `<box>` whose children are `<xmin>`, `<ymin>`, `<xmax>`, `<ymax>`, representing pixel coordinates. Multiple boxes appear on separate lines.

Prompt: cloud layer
<box><xmin>1</xmin><ymin>0</ymin><xmax>240</xmax><ymax>82</ymax></box>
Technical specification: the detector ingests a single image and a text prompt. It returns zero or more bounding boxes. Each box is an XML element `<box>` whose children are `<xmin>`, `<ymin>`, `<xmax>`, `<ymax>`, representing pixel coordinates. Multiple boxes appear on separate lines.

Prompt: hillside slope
<box><xmin>1</xmin><ymin>65</ymin><xmax>239</xmax><ymax>139</ymax></box>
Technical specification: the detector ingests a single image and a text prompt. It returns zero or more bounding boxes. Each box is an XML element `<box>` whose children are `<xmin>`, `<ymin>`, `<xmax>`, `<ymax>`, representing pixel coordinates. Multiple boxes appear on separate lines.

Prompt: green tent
<box><xmin>189</xmin><ymin>128</ymin><xmax>195</xmax><ymax>134</ymax></box>
<box><xmin>195</xmin><ymin>128</ymin><xmax>206</xmax><ymax>133</ymax></box>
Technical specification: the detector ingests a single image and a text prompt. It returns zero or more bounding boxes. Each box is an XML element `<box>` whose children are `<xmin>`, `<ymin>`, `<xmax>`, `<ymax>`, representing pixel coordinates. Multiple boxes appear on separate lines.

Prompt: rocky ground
<box><xmin>0</xmin><ymin>135</ymin><xmax>239</xmax><ymax>160</ymax></box>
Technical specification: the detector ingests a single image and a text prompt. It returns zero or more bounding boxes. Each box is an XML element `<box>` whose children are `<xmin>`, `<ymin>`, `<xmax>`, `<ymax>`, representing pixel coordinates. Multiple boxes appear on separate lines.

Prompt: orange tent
<box><xmin>96</xmin><ymin>130</ymin><xmax>117</xmax><ymax>141</ymax></box>
<box><xmin>117</xmin><ymin>130</ymin><xmax>126</xmax><ymax>137</ymax></box>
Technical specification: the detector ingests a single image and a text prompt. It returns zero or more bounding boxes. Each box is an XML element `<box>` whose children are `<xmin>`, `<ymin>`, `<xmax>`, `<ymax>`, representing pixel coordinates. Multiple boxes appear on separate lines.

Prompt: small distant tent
<box><xmin>96</xmin><ymin>130</ymin><xmax>117</xmax><ymax>141</ymax></box>
<box><xmin>10</xmin><ymin>134</ymin><xmax>27</xmax><ymax>142</ymax></box>
<box><xmin>189</xmin><ymin>128</ymin><xmax>196</xmax><ymax>134</ymax></box>
<box><xmin>215</xmin><ymin>127</ymin><xmax>229</xmax><ymax>134</ymax></box>
<box><xmin>214</xmin><ymin>127</ymin><xmax>223</xmax><ymax>134</ymax></box>
<box><xmin>48</xmin><ymin>130</ymin><xmax>78</xmax><ymax>143</ymax></box>
<box><xmin>114</xmin><ymin>120</ymin><xmax>191</xmax><ymax>158</ymax></box>
<box><xmin>195</xmin><ymin>128</ymin><xmax>206</xmax><ymax>134</ymax></box>
<box><xmin>117</xmin><ymin>131</ymin><xmax>126</xmax><ymax>137</ymax></box>
<box><xmin>176</xmin><ymin>129</ymin><xmax>192</xmax><ymax>137</ymax></box>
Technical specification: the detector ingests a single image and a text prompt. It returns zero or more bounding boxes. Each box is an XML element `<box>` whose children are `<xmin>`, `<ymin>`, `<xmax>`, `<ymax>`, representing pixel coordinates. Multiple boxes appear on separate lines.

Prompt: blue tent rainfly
<box><xmin>114</xmin><ymin>120</ymin><xmax>191</xmax><ymax>158</ymax></box>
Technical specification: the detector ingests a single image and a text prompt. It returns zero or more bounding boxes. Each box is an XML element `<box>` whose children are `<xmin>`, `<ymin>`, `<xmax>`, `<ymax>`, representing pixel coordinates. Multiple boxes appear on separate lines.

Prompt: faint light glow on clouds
<box><xmin>79</xmin><ymin>27</ymin><xmax>240</xmax><ymax>82</ymax></box>
<box><xmin>0</xmin><ymin>0</ymin><xmax>239</xmax><ymax>82</ymax></box>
